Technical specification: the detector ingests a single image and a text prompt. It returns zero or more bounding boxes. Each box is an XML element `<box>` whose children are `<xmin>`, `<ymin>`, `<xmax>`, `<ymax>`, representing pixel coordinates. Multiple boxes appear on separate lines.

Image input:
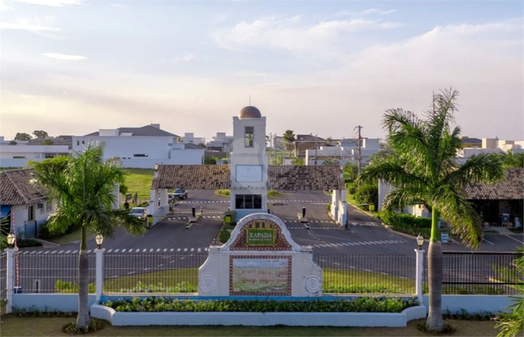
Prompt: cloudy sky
<box><xmin>1</xmin><ymin>0</ymin><xmax>522</xmax><ymax>141</ymax></box>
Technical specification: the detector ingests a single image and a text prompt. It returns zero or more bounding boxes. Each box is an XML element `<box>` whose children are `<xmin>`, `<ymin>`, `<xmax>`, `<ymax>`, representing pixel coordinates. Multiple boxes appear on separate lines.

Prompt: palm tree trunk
<box><xmin>76</xmin><ymin>225</ymin><xmax>90</xmax><ymax>330</ymax></box>
<box><xmin>426</xmin><ymin>209</ymin><xmax>444</xmax><ymax>331</ymax></box>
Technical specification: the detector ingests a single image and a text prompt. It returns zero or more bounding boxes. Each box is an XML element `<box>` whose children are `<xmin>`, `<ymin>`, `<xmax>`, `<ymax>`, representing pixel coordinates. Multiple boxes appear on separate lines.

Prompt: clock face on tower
<box><xmin>235</xmin><ymin>165</ymin><xmax>263</xmax><ymax>182</ymax></box>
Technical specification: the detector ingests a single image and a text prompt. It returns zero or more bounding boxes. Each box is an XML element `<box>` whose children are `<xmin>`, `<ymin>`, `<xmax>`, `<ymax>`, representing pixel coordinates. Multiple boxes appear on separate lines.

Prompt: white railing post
<box><xmin>95</xmin><ymin>248</ymin><xmax>104</xmax><ymax>303</ymax></box>
<box><xmin>414</xmin><ymin>248</ymin><xmax>425</xmax><ymax>304</ymax></box>
<box><xmin>6</xmin><ymin>248</ymin><xmax>15</xmax><ymax>313</ymax></box>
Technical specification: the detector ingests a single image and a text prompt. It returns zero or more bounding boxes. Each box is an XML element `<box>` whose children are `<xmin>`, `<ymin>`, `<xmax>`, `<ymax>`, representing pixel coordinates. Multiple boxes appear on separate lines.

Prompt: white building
<box><xmin>457</xmin><ymin>138</ymin><xmax>524</xmax><ymax>162</ymax></box>
<box><xmin>72</xmin><ymin>124</ymin><xmax>205</xmax><ymax>168</ymax></box>
<box><xmin>0</xmin><ymin>136</ymin><xmax>71</xmax><ymax>168</ymax></box>
<box><xmin>305</xmin><ymin>138</ymin><xmax>380</xmax><ymax>166</ymax></box>
<box><xmin>183</xmin><ymin>133</ymin><xmax>206</xmax><ymax>145</ymax></box>
<box><xmin>207</xmin><ymin>132</ymin><xmax>234</xmax><ymax>152</ymax></box>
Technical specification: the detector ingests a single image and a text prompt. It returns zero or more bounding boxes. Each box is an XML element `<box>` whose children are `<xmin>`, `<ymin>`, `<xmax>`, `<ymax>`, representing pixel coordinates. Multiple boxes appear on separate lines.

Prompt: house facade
<box><xmin>0</xmin><ymin>169</ymin><xmax>52</xmax><ymax>239</ymax></box>
<box><xmin>72</xmin><ymin>124</ymin><xmax>205</xmax><ymax>169</ymax></box>
<box><xmin>0</xmin><ymin>136</ymin><xmax>71</xmax><ymax>168</ymax></box>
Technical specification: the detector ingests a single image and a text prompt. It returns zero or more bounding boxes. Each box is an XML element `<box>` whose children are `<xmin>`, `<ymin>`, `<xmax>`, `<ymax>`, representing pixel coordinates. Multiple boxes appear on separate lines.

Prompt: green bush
<box><xmin>326</xmin><ymin>203</ymin><xmax>332</xmax><ymax>212</ymax></box>
<box><xmin>104</xmin><ymin>297</ymin><xmax>418</xmax><ymax>313</ymax></box>
<box><xmin>215</xmin><ymin>189</ymin><xmax>230</xmax><ymax>196</ymax></box>
<box><xmin>354</xmin><ymin>183</ymin><xmax>378</xmax><ymax>208</ymax></box>
<box><xmin>267</xmin><ymin>190</ymin><xmax>280</xmax><ymax>197</ymax></box>
<box><xmin>55</xmin><ymin>280</ymin><xmax>95</xmax><ymax>293</ymax></box>
<box><xmin>219</xmin><ymin>228</ymin><xmax>231</xmax><ymax>243</ymax></box>
<box><xmin>379</xmin><ymin>211</ymin><xmax>431</xmax><ymax>238</ymax></box>
<box><xmin>16</xmin><ymin>238</ymin><xmax>43</xmax><ymax>248</ymax></box>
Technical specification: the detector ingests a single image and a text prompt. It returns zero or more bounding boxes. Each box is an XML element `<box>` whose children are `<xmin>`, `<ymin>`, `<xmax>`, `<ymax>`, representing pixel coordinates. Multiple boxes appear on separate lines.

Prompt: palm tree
<box><xmin>360</xmin><ymin>89</ymin><xmax>503</xmax><ymax>332</ymax></box>
<box><xmin>30</xmin><ymin>145</ymin><xmax>145</xmax><ymax>330</ymax></box>
<box><xmin>283</xmin><ymin>130</ymin><xmax>296</xmax><ymax>157</ymax></box>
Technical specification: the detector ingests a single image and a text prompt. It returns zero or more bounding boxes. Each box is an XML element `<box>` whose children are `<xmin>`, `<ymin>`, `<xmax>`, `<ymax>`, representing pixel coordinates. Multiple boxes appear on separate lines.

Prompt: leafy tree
<box><xmin>30</xmin><ymin>145</ymin><xmax>145</xmax><ymax>330</ymax></box>
<box><xmin>14</xmin><ymin>133</ymin><xmax>31</xmax><ymax>141</ymax></box>
<box><xmin>500</xmin><ymin>150</ymin><xmax>524</xmax><ymax>169</ymax></box>
<box><xmin>283</xmin><ymin>130</ymin><xmax>296</xmax><ymax>156</ymax></box>
<box><xmin>322</xmin><ymin>157</ymin><xmax>339</xmax><ymax>166</ymax></box>
<box><xmin>41</xmin><ymin>139</ymin><xmax>54</xmax><ymax>145</ymax></box>
<box><xmin>359</xmin><ymin>88</ymin><xmax>503</xmax><ymax>332</ymax></box>
<box><xmin>495</xmin><ymin>248</ymin><xmax>523</xmax><ymax>337</ymax></box>
<box><xmin>343</xmin><ymin>162</ymin><xmax>359</xmax><ymax>182</ymax></box>
<box><xmin>354</xmin><ymin>183</ymin><xmax>378</xmax><ymax>207</ymax></box>
<box><xmin>33</xmin><ymin>130</ymin><xmax>49</xmax><ymax>139</ymax></box>
<box><xmin>292</xmin><ymin>157</ymin><xmax>304</xmax><ymax>165</ymax></box>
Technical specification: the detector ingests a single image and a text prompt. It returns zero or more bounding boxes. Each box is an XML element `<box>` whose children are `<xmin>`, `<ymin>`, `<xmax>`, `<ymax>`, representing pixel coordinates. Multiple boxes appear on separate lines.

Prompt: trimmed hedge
<box><xmin>104</xmin><ymin>297</ymin><xmax>419</xmax><ymax>313</ymax></box>
<box><xmin>378</xmin><ymin>211</ymin><xmax>431</xmax><ymax>238</ymax></box>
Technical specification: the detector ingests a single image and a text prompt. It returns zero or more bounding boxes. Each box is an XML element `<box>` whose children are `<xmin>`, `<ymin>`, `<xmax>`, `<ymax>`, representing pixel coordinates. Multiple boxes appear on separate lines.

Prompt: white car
<box><xmin>129</xmin><ymin>207</ymin><xmax>147</xmax><ymax>219</ymax></box>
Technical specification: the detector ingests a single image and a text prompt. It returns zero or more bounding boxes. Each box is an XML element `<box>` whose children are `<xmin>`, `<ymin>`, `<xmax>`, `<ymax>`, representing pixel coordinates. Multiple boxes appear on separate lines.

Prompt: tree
<box><xmin>283</xmin><ymin>130</ymin><xmax>296</xmax><ymax>156</ymax></box>
<box><xmin>14</xmin><ymin>133</ymin><xmax>31</xmax><ymax>141</ymax></box>
<box><xmin>41</xmin><ymin>139</ymin><xmax>54</xmax><ymax>145</ymax></box>
<box><xmin>322</xmin><ymin>157</ymin><xmax>339</xmax><ymax>166</ymax></box>
<box><xmin>359</xmin><ymin>89</ymin><xmax>503</xmax><ymax>332</ymax></box>
<box><xmin>495</xmin><ymin>248</ymin><xmax>523</xmax><ymax>337</ymax></box>
<box><xmin>343</xmin><ymin>162</ymin><xmax>358</xmax><ymax>182</ymax></box>
<box><xmin>500</xmin><ymin>150</ymin><xmax>524</xmax><ymax>169</ymax></box>
<box><xmin>33</xmin><ymin>130</ymin><xmax>49</xmax><ymax>139</ymax></box>
<box><xmin>30</xmin><ymin>145</ymin><xmax>145</xmax><ymax>330</ymax></box>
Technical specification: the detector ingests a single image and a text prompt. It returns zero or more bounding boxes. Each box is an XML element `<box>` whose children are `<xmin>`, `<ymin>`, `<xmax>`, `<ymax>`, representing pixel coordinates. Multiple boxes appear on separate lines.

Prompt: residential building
<box><xmin>305</xmin><ymin>138</ymin><xmax>380</xmax><ymax>166</ymax></box>
<box><xmin>0</xmin><ymin>136</ymin><xmax>71</xmax><ymax>168</ymax></box>
<box><xmin>183</xmin><ymin>133</ymin><xmax>206</xmax><ymax>145</ymax></box>
<box><xmin>72</xmin><ymin>124</ymin><xmax>205</xmax><ymax>168</ymax></box>
<box><xmin>457</xmin><ymin>138</ymin><xmax>524</xmax><ymax>162</ymax></box>
<box><xmin>206</xmin><ymin>132</ymin><xmax>234</xmax><ymax>152</ymax></box>
<box><xmin>293</xmin><ymin>134</ymin><xmax>329</xmax><ymax>158</ymax></box>
<box><xmin>0</xmin><ymin>169</ymin><xmax>52</xmax><ymax>238</ymax></box>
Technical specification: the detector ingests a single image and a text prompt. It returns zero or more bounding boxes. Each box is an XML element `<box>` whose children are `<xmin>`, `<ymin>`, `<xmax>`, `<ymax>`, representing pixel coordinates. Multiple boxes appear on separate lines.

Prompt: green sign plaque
<box><xmin>246</xmin><ymin>228</ymin><xmax>275</xmax><ymax>245</ymax></box>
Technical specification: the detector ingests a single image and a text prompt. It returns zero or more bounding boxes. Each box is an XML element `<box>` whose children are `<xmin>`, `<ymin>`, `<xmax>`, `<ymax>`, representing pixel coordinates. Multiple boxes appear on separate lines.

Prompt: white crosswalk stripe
<box><xmin>312</xmin><ymin>239</ymin><xmax>406</xmax><ymax>248</ymax></box>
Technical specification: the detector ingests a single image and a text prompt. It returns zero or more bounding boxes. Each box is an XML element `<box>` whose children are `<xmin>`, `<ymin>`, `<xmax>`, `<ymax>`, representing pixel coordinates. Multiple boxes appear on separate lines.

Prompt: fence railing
<box><xmin>425</xmin><ymin>252</ymin><xmax>523</xmax><ymax>295</ymax></box>
<box><xmin>3</xmin><ymin>251</ymin><xmax>522</xmax><ymax>296</ymax></box>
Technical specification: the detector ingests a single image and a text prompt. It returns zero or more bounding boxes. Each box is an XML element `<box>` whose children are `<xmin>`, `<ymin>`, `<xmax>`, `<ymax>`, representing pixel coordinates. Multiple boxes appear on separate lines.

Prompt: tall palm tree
<box><xmin>360</xmin><ymin>89</ymin><xmax>503</xmax><ymax>331</ymax></box>
<box><xmin>31</xmin><ymin>145</ymin><xmax>145</xmax><ymax>330</ymax></box>
<box><xmin>283</xmin><ymin>130</ymin><xmax>296</xmax><ymax>157</ymax></box>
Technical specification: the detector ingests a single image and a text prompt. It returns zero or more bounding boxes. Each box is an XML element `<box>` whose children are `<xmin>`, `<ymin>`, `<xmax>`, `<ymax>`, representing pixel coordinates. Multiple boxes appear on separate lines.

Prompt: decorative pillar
<box><xmin>6</xmin><ymin>248</ymin><xmax>15</xmax><ymax>313</ymax></box>
<box><xmin>95</xmin><ymin>248</ymin><xmax>104</xmax><ymax>303</ymax></box>
<box><xmin>415</xmin><ymin>248</ymin><xmax>425</xmax><ymax>304</ymax></box>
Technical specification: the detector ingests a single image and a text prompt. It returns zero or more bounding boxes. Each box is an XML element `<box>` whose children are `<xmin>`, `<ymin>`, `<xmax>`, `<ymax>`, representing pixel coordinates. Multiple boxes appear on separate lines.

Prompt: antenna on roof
<box><xmin>249</xmin><ymin>95</ymin><xmax>252</xmax><ymax>106</ymax></box>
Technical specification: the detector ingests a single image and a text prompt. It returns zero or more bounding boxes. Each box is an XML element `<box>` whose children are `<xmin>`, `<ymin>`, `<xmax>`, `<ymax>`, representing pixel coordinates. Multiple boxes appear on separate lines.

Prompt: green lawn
<box><xmin>122</xmin><ymin>168</ymin><xmax>155</xmax><ymax>205</ymax></box>
<box><xmin>0</xmin><ymin>316</ymin><xmax>501</xmax><ymax>336</ymax></box>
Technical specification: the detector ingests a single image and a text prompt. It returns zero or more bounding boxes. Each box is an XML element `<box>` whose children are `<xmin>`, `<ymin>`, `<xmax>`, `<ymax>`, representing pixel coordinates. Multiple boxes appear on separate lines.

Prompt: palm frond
<box><xmin>382</xmin><ymin>187</ymin><xmax>427</xmax><ymax>212</ymax></box>
<box><xmin>360</xmin><ymin>159</ymin><xmax>427</xmax><ymax>188</ymax></box>
<box><xmin>445</xmin><ymin>153</ymin><xmax>504</xmax><ymax>188</ymax></box>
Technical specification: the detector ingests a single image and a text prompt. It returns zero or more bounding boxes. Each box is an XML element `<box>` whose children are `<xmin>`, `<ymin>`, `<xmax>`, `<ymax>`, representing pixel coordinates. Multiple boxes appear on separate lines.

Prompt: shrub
<box><xmin>215</xmin><ymin>189</ymin><xmax>230</xmax><ymax>197</ymax></box>
<box><xmin>55</xmin><ymin>280</ymin><xmax>95</xmax><ymax>293</ymax></box>
<box><xmin>379</xmin><ymin>211</ymin><xmax>431</xmax><ymax>238</ymax></box>
<box><xmin>267</xmin><ymin>190</ymin><xmax>280</xmax><ymax>197</ymax></box>
<box><xmin>354</xmin><ymin>183</ymin><xmax>378</xmax><ymax>208</ymax></box>
<box><xmin>16</xmin><ymin>238</ymin><xmax>43</xmax><ymax>248</ymax></box>
<box><xmin>219</xmin><ymin>228</ymin><xmax>231</xmax><ymax>243</ymax></box>
<box><xmin>104</xmin><ymin>297</ymin><xmax>419</xmax><ymax>313</ymax></box>
<box><xmin>326</xmin><ymin>203</ymin><xmax>332</xmax><ymax>212</ymax></box>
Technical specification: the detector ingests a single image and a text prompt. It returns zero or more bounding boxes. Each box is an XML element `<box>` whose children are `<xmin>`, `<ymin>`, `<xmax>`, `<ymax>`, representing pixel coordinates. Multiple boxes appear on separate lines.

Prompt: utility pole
<box><xmin>356</xmin><ymin>125</ymin><xmax>363</xmax><ymax>176</ymax></box>
<box><xmin>314</xmin><ymin>134</ymin><xmax>318</xmax><ymax>166</ymax></box>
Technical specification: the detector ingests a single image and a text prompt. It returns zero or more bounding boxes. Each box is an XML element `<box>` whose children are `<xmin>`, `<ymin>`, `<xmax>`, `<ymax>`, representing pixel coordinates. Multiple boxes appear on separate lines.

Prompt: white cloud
<box><xmin>337</xmin><ymin>8</ymin><xmax>397</xmax><ymax>16</ymax></box>
<box><xmin>43</xmin><ymin>53</ymin><xmax>87</xmax><ymax>60</ymax></box>
<box><xmin>0</xmin><ymin>21</ymin><xmax>60</xmax><ymax>31</ymax></box>
<box><xmin>212</xmin><ymin>16</ymin><xmax>402</xmax><ymax>52</ymax></box>
<box><xmin>169</xmin><ymin>54</ymin><xmax>194</xmax><ymax>62</ymax></box>
<box><xmin>13</xmin><ymin>0</ymin><xmax>81</xmax><ymax>6</ymax></box>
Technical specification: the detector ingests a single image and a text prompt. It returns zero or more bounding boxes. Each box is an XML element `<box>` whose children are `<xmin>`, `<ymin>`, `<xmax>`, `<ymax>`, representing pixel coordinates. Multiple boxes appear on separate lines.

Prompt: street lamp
<box><xmin>416</xmin><ymin>234</ymin><xmax>424</xmax><ymax>250</ymax></box>
<box><xmin>7</xmin><ymin>232</ymin><xmax>15</xmax><ymax>248</ymax></box>
<box><xmin>95</xmin><ymin>234</ymin><xmax>104</xmax><ymax>249</ymax></box>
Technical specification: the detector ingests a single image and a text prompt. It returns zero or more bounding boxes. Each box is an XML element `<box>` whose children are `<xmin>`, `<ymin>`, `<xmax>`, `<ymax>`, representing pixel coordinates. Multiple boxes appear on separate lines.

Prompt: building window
<box><xmin>13</xmin><ymin>156</ymin><xmax>26</xmax><ymax>159</ymax></box>
<box><xmin>133</xmin><ymin>154</ymin><xmax>149</xmax><ymax>157</ymax></box>
<box><xmin>245</xmin><ymin>126</ymin><xmax>254</xmax><ymax>147</ymax></box>
<box><xmin>235</xmin><ymin>194</ymin><xmax>262</xmax><ymax>209</ymax></box>
<box><xmin>28</xmin><ymin>205</ymin><xmax>35</xmax><ymax>221</ymax></box>
<box><xmin>77</xmin><ymin>140</ymin><xmax>80</xmax><ymax>146</ymax></box>
<box><xmin>82</xmin><ymin>140</ymin><xmax>85</xmax><ymax>145</ymax></box>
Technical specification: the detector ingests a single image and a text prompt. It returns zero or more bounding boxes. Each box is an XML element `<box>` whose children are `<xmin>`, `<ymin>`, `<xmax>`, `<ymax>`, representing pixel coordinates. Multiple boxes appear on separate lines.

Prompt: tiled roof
<box><xmin>295</xmin><ymin>134</ymin><xmax>326</xmax><ymax>142</ymax></box>
<box><xmin>0</xmin><ymin>169</ymin><xmax>48</xmax><ymax>205</ymax></box>
<box><xmin>152</xmin><ymin>165</ymin><xmax>342</xmax><ymax>191</ymax></box>
<box><xmin>465</xmin><ymin>168</ymin><xmax>523</xmax><ymax>200</ymax></box>
<box><xmin>268</xmin><ymin>165</ymin><xmax>341</xmax><ymax>190</ymax></box>
<box><xmin>85</xmin><ymin>125</ymin><xmax>178</xmax><ymax>137</ymax></box>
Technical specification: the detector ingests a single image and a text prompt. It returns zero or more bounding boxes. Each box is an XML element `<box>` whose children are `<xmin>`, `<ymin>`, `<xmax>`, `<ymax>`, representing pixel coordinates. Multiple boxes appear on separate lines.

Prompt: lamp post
<box><xmin>7</xmin><ymin>232</ymin><xmax>15</xmax><ymax>248</ymax></box>
<box><xmin>94</xmin><ymin>234</ymin><xmax>105</xmax><ymax>303</ymax></box>
<box><xmin>415</xmin><ymin>234</ymin><xmax>425</xmax><ymax>304</ymax></box>
<box><xmin>95</xmin><ymin>234</ymin><xmax>104</xmax><ymax>249</ymax></box>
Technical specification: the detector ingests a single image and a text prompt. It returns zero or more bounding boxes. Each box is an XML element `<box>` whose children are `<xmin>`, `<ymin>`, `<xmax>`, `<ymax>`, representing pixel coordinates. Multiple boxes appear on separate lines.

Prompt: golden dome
<box><xmin>239</xmin><ymin>106</ymin><xmax>261</xmax><ymax>118</ymax></box>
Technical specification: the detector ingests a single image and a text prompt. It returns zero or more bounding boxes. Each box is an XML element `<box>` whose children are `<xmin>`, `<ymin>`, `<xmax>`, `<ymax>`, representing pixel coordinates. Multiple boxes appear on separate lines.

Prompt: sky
<box><xmin>1</xmin><ymin>0</ymin><xmax>523</xmax><ymax>142</ymax></box>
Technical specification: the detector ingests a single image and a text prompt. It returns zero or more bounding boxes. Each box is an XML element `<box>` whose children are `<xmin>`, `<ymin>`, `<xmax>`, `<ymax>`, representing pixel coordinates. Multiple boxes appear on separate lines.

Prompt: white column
<box><xmin>159</xmin><ymin>189</ymin><xmax>168</xmax><ymax>208</ymax></box>
<box><xmin>6</xmin><ymin>248</ymin><xmax>15</xmax><ymax>313</ymax></box>
<box><xmin>95</xmin><ymin>248</ymin><xmax>104</xmax><ymax>303</ymax></box>
<box><xmin>415</xmin><ymin>248</ymin><xmax>425</xmax><ymax>304</ymax></box>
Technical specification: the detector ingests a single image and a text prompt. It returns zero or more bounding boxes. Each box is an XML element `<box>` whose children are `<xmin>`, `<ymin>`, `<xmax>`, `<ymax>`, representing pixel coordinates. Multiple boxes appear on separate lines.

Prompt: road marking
<box><xmin>191</xmin><ymin>248</ymin><xmax>194</xmax><ymax>252</ymax></box>
<box><xmin>158</xmin><ymin>264</ymin><xmax>163</xmax><ymax>267</ymax></box>
<box><xmin>177</xmin><ymin>248</ymin><xmax>181</xmax><ymax>252</ymax></box>
<box><xmin>121</xmin><ymin>249</ymin><xmax>126</xmax><ymax>253</ymax></box>
<box><xmin>114</xmin><ymin>249</ymin><xmax>119</xmax><ymax>253</ymax></box>
<box><xmin>170</xmin><ymin>248</ymin><xmax>174</xmax><ymax>252</ymax></box>
<box><xmin>483</xmin><ymin>238</ymin><xmax>494</xmax><ymax>245</ymax></box>
<box><xmin>64</xmin><ymin>250</ymin><xmax>70</xmax><ymax>254</ymax></box>
<box><xmin>149</xmin><ymin>249</ymin><xmax>154</xmax><ymax>252</ymax></box>
<box><xmin>30</xmin><ymin>251</ymin><xmax>37</xmax><ymax>254</ymax></box>
<box><xmin>505</xmin><ymin>235</ymin><xmax>524</xmax><ymax>244</ymax></box>
<box><xmin>86</xmin><ymin>250</ymin><xmax>91</xmax><ymax>253</ymax></box>
<box><xmin>50</xmin><ymin>251</ymin><xmax>57</xmax><ymax>254</ymax></box>
<box><xmin>170</xmin><ymin>260</ymin><xmax>176</xmax><ymax>263</ymax></box>
<box><xmin>127</xmin><ymin>271</ymin><xmax>135</xmax><ymax>275</ymax></box>
<box><xmin>36</xmin><ymin>251</ymin><xmax>43</xmax><ymax>254</ymax></box>
<box><xmin>364</xmin><ymin>269</ymin><xmax>372</xmax><ymax>272</ymax></box>
<box><xmin>184</xmin><ymin>248</ymin><xmax>188</xmax><ymax>252</ymax></box>
<box><xmin>198</xmin><ymin>248</ymin><xmax>201</xmax><ymax>252</ymax></box>
<box><xmin>143</xmin><ymin>249</ymin><xmax>147</xmax><ymax>253</ymax></box>
<box><xmin>57</xmin><ymin>250</ymin><xmax>64</xmax><ymax>254</ymax></box>
<box><xmin>44</xmin><ymin>251</ymin><xmax>50</xmax><ymax>254</ymax></box>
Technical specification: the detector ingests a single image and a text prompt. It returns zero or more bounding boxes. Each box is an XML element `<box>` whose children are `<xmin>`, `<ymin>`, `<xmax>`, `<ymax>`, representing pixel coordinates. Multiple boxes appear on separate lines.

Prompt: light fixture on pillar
<box><xmin>154</xmin><ymin>164</ymin><xmax>159</xmax><ymax>171</ymax></box>
<box><xmin>416</xmin><ymin>234</ymin><xmax>424</xmax><ymax>250</ymax></box>
<box><xmin>95</xmin><ymin>234</ymin><xmax>104</xmax><ymax>249</ymax></box>
<box><xmin>7</xmin><ymin>232</ymin><xmax>15</xmax><ymax>248</ymax></box>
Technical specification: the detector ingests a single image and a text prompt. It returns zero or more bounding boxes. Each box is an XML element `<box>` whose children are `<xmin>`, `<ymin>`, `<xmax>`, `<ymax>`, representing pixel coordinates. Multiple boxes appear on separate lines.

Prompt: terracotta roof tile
<box><xmin>465</xmin><ymin>168</ymin><xmax>523</xmax><ymax>200</ymax></box>
<box><xmin>152</xmin><ymin>165</ymin><xmax>342</xmax><ymax>191</ymax></box>
<box><xmin>0</xmin><ymin>169</ymin><xmax>48</xmax><ymax>205</ymax></box>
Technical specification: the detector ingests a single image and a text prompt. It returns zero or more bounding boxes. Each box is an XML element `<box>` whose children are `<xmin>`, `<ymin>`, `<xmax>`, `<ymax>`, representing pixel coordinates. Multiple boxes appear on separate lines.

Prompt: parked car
<box><xmin>172</xmin><ymin>188</ymin><xmax>188</xmax><ymax>200</ymax></box>
<box><xmin>129</xmin><ymin>207</ymin><xmax>147</xmax><ymax>220</ymax></box>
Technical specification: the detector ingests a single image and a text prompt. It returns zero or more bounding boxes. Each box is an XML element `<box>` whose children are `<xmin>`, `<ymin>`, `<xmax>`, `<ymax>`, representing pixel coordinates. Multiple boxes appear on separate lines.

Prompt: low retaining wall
<box><xmin>422</xmin><ymin>295</ymin><xmax>516</xmax><ymax>314</ymax></box>
<box><xmin>90</xmin><ymin>304</ymin><xmax>427</xmax><ymax>327</ymax></box>
<box><xmin>12</xmin><ymin>294</ymin><xmax>96</xmax><ymax>312</ymax></box>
